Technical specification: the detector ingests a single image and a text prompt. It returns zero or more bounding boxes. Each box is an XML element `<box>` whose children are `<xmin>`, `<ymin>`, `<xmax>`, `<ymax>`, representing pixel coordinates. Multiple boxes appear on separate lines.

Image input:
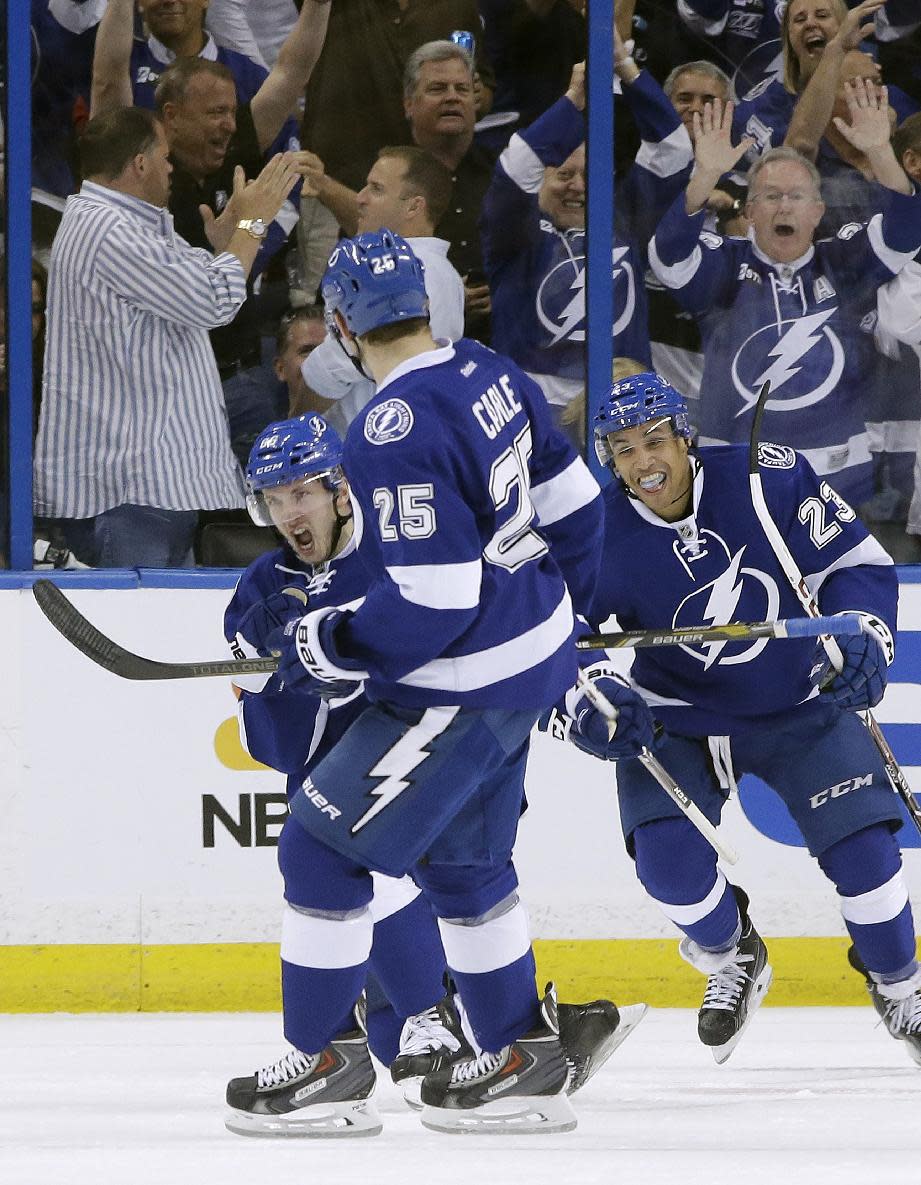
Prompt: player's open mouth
<box><xmin>639</xmin><ymin>472</ymin><xmax>667</xmax><ymax>493</ymax></box>
<box><xmin>292</xmin><ymin>528</ymin><xmax>314</xmax><ymax>551</ymax></box>
<box><xmin>774</xmin><ymin>223</ymin><xmax>796</xmax><ymax>236</ymax></box>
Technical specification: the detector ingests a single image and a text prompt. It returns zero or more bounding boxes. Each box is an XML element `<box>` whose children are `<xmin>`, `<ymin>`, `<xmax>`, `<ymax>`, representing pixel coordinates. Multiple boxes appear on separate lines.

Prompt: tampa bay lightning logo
<box><xmin>731</xmin><ymin>308</ymin><xmax>845</xmax><ymax>417</ymax></box>
<box><xmin>674</xmin><ymin>538</ymin><xmax>780</xmax><ymax>669</ymax></box>
<box><xmin>757</xmin><ymin>442</ymin><xmax>795</xmax><ymax>469</ymax></box>
<box><xmin>535</xmin><ymin>243</ymin><xmax>635</xmax><ymax>346</ymax></box>
<box><xmin>364</xmin><ymin>399</ymin><xmax>414</xmax><ymax>446</ymax></box>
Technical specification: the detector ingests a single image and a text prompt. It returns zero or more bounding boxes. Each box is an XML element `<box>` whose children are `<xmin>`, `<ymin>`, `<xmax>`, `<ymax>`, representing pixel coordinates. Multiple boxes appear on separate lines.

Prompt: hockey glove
<box><xmin>230</xmin><ymin>588</ymin><xmax>309</xmax><ymax>694</ymax></box>
<box><xmin>236</xmin><ymin>587</ymin><xmax>310</xmax><ymax>657</ymax></box>
<box><xmin>539</xmin><ymin>664</ymin><xmax>656</xmax><ymax>762</ymax></box>
<box><xmin>271</xmin><ymin>605</ymin><xmax>369</xmax><ymax>700</ymax></box>
<box><xmin>817</xmin><ymin>613</ymin><xmax>894</xmax><ymax>712</ymax></box>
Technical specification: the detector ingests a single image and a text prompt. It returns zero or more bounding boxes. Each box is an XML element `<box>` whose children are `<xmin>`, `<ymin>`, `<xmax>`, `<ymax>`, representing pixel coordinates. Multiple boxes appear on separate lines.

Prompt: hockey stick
<box><xmin>32</xmin><ymin>579</ymin><xmax>861</xmax><ymax>684</ymax></box>
<box><xmin>576</xmin><ymin>614</ymin><xmax>862</xmax><ymax>651</ymax></box>
<box><xmin>31</xmin><ymin>579</ymin><xmax>279</xmax><ymax>681</ymax></box>
<box><xmin>577</xmin><ymin>671</ymin><xmax>739</xmax><ymax>865</ymax></box>
<box><xmin>747</xmin><ymin>382</ymin><xmax>921</xmax><ymax>835</ymax></box>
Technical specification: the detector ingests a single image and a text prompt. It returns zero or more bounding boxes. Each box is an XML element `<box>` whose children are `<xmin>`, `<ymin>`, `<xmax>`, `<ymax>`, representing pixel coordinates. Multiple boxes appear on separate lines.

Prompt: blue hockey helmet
<box><xmin>245</xmin><ymin>414</ymin><xmax>345</xmax><ymax>526</ymax></box>
<box><xmin>593</xmin><ymin>371</ymin><xmax>692</xmax><ymax>468</ymax></box>
<box><xmin>321</xmin><ymin>229</ymin><xmax>429</xmax><ymax>339</ymax></box>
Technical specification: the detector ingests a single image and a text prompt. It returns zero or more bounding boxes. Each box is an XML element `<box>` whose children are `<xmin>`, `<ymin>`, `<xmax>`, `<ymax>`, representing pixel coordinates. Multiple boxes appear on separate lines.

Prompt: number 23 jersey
<box><xmin>590</xmin><ymin>444</ymin><xmax>897</xmax><ymax>737</ymax></box>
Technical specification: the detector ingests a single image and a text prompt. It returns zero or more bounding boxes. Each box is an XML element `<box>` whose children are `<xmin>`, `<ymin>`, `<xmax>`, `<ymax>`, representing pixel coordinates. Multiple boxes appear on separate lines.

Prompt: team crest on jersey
<box><xmin>673</xmin><ymin>538</ymin><xmax>780</xmax><ymax>669</ymax></box>
<box><xmin>757</xmin><ymin>442</ymin><xmax>795</xmax><ymax>469</ymax></box>
<box><xmin>535</xmin><ymin>244</ymin><xmax>635</xmax><ymax>346</ymax></box>
<box><xmin>731</xmin><ymin>308</ymin><xmax>845</xmax><ymax>414</ymax></box>
<box><xmin>364</xmin><ymin>399</ymin><xmax>414</xmax><ymax>445</ymax></box>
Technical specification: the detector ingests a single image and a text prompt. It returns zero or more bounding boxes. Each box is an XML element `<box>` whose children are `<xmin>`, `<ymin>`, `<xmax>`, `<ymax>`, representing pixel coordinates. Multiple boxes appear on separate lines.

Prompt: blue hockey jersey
<box><xmin>649</xmin><ymin>187</ymin><xmax>921</xmax><ymax>503</ymax></box>
<box><xmin>678</xmin><ymin>0</ymin><xmax>784</xmax><ymax>95</ymax></box>
<box><xmin>336</xmin><ymin>337</ymin><xmax>603</xmax><ymax>710</ymax></box>
<box><xmin>481</xmin><ymin>73</ymin><xmax>692</xmax><ymax>391</ymax></box>
<box><xmin>224</xmin><ymin>539</ymin><xmax>370</xmax><ymax>788</ymax></box>
<box><xmin>590</xmin><ymin>444</ymin><xmax>897</xmax><ymax>737</ymax></box>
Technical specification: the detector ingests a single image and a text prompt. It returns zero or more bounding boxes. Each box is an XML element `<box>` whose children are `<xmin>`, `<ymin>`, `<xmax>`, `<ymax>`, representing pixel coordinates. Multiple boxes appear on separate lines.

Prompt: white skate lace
<box><xmin>884</xmin><ymin>990</ymin><xmax>921</xmax><ymax>1036</ymax></box>
<box><xmin>702</xmin><ymin>954</ymin><xmax>754</xmax><ymax>1012</ymax></box>
<box><xmin>255</xmin><ymin>1048</ymin><xmax>316</xmax><ymax>1089</ymax></box>
<box><xmin>399</xmin><ymin>1006</ymin><xmax>463</xmax><ymax>1057</ymax></box>
<box><xmin>450</xmin><ymin>1048</ymin><xmax>505</xmax><ymax>1085</ymax></box>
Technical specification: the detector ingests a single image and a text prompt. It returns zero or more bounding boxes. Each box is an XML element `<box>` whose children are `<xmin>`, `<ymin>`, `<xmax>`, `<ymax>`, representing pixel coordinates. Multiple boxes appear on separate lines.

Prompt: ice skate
<box><xmin>225</xmin><ymin>999</ymin><xmax>381</xmax><ymax>1137</ymax></box>
<box><xmin>558</xmin><ymin>998</ymin><xmax>648</xmax><ymax>1093</ymax></box>
<box><xmin>680</xmin><ymin>887</ymin><xmax>772</xmax><ymax>1064</ymax></box>
<box><xmin>391</xmin><ymin>991</ymin><xmax>475</xmax><ymax>1109</ymax></box>
<box><xmin>419</xmin><ymin>983</ymin><xmax>576</xmax><ymax>1134</ymax></box>
<box><xmin>847</xmin><ymin>946</ymin><xmax>921</xmax><ymax>1067</ymax></box>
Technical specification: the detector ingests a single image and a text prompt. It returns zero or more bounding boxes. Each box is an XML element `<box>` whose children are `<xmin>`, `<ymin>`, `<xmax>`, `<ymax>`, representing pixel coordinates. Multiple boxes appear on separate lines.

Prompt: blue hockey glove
<box><xmin>230</xmin><ymin>587</ymin><xmax>309</xmax><ymax>694</ymax></box>
<box><xmin>271</xmin><ymin>605</ymin><xmax>368</xmax><ymax>700</ymax></box>
<box><xmin>539</xmin><ymin>664</ymin><xmax>656</xmax><ymax>761</ymax></box>
<box><xmin>817</xmin><ymin>613</ymin><xmax>894</xmax><ymax>711</ymax></box>
<box><xmin>236</xmin><ymin>588</ymin><xmax>309</xmax><ymax>657</ymax></box>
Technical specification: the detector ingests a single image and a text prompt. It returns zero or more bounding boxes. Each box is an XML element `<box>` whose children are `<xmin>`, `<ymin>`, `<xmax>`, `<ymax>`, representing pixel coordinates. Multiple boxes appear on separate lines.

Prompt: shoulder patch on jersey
<box><xmin>700</xmin><ymin>232</ymin><xmax>723</xmax><ymax>250</ymax></box>
<box><xmin>364</xmin><ymin>399</ymin><xmax>415</xmax><ymax>446</ymax></box>
<box><xmin>836</xmin><ymin>222</ymin><xmax>861</xmax><ymax>241</ymax></box>
<box><xmin>757</xmin><ymin>442</ymin><xmax>796</xmax><ymax>469</ymax></box>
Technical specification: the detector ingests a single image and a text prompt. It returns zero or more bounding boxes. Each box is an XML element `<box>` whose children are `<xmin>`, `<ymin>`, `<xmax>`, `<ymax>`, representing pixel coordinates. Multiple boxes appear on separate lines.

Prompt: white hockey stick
<box><xmin>577</xmin><ymin>671</ymin><xmax>739</xmax><ymax>865</ymax></box>
<box><xmin>747</xmin><ymin>382</ymin><xmax>921</xmax><ymax>836</ymax></box>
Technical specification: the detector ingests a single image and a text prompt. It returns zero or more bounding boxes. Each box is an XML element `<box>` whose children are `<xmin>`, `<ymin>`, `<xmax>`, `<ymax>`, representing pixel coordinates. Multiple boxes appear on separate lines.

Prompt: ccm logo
<box><xmin>302</xmin><ymin>777</ymin><xmax>342</xmax><ymax>820</ymax></box>
<box><xmin>809</xmin><ymin>774</ymin><xmax>872</xmax><ymax>810</ymax></box>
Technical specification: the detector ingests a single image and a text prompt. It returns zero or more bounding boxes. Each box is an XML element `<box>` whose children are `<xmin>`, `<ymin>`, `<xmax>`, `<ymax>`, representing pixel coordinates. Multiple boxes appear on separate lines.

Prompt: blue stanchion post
<box><xmin>7</xmin><ymin>0</ymin><xmax>34</xmax><ymax>569</ymax></box>
<box><xmin>585</xmin><ymin>1</ymin><xmax>614</xmax><ymax>483</ymax></box>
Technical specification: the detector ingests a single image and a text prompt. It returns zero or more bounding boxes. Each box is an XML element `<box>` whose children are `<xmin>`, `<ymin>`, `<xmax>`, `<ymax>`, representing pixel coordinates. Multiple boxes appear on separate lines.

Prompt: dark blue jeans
<box><xmin>57</xmin><ymin>504</ymin><xmax>198</xmax><ymax>567</ymax></box>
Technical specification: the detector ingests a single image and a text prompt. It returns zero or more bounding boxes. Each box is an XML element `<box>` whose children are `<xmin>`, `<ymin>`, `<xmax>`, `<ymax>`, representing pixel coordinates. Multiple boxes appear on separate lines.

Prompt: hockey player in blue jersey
<box><xmin>221</xmin><ymin>232</ymin><xmax>641</xmax><ymax>1136</ymax></box>
<box><xmin>549</xmin><ymin>371</ymin><xmax>921</xmax><ymax>1066</ymax></box>
<box><xmin>223</xmin><ymin>414</ymin><xmax>644</xmax><ymax>1129</ymax></box>
<box><xmin>650</xmin><ymin>94</ymin><xmax>921</xmax><ymax>505</ymax></box>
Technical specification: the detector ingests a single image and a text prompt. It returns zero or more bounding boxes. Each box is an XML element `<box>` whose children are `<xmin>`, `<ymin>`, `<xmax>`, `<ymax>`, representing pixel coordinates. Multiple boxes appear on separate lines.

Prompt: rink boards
<box><xmin>2</xmin><ymin>572</ymin><xmax>920</xmax><ymax>1011</ymax></box>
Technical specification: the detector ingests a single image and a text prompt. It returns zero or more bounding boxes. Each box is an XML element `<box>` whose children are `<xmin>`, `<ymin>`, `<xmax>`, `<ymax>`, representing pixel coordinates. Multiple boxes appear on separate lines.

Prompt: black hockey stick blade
<box><xmin>747</xmin><ymin>380</ymin><xmax>772</xmax><ymax>474</ymax></box>
<box><xmin>31</xmin><ymin>579</ymin><xmax>280</xmax><ymax>681</ymax></box>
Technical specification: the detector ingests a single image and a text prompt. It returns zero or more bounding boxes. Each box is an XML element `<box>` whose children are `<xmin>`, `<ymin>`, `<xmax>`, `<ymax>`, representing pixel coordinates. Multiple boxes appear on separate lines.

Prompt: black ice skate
<box><xmin>225</xmin><ymin>999</ymin><xmax>381</xmax><ymax>1138</ymax></box>
<box><xmin>847</xmin><ymin>945</ymin><xmax>921</xmax><ymax>1067</ymax></box>
<box><xmin>558</xmin><ymin>999</ymin><xmax>648</xmax><ymax>1093</ymax></box>
<box><xmin>679</xmin><ymin>887</ymin><xmax>772</xmax><ymax>1064</ymax></box>
<box><xmin>391</xmin><ymin>990</ymin><xmax>475</xmax><ymax>1109</ymax></box>
<box><xmin>419</xmin><ymin>983</ymin><xmax>576</xmax><ymax>1134</ymax></box>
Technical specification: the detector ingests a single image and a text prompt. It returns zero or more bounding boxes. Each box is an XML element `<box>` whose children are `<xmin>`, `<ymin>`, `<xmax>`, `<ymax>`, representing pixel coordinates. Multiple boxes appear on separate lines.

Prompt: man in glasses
<box><xmin>649</xmin><ymin>89</ymin><xmax>921</xmax><ymax>507</ymax></box>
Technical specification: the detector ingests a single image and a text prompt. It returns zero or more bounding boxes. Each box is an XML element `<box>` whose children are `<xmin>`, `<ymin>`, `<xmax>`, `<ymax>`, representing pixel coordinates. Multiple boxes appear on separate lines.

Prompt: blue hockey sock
<box><xmin>279</xmin><ymin>902</ymin><xmax>373</xmax><ymax>1054</ymax></box>
<box><xmin>369</xmin><ymin>890</ymin><xmax>447</xmax><ymax>1020</ymax></box>
<box><xmin>634</xmin><ymin>817</ymin><xmax>740</xmax><ymax>951</ymax></box>
<box><xmin>364</xmin><ymin>971</ymin><xmax>405</xmax><ymax>1066</ymax></box>
<box><xmin>819</xmin><ymin>825</ymin><xmax>918</xmax><ymax>980</ymax></box>
<box><xmin>437</xmin><ymin>899</ymin><xmax>540</xmax><ymax>1052</ymax></box>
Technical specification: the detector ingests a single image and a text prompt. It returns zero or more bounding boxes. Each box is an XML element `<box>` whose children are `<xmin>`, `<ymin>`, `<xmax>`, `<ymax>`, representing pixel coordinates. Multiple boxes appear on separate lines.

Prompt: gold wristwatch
<box><xmin>236</xmin><ymin>218</ymin><xmax>268</xmax><ymax>240</ymax></box>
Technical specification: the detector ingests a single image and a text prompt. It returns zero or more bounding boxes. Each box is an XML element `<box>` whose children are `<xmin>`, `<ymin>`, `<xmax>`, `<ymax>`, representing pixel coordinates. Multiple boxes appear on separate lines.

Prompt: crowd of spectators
<box><xmin>8</xmin><ymin>0</ymin><xmax>921</xmax><ymax>569</ymax></box>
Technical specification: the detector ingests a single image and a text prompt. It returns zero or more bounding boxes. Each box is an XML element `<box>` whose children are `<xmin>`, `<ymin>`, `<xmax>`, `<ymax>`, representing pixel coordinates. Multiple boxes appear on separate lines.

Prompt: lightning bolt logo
<box><xmin>350</xmin><ymin>706</ymin><xmax>461</xmax><ymax>834</ymax></box>
<box><xmin>754</xmin><ymin>308</ymin><xmax>834</xmax><ymax>394</ymax></box>
<box><xmin>547</xmin><ymin>268</ymin><xmax>585</xmax><ymax>346</ymax></box>
<box><xmin>732</xmin><ymin>308</ymin><xmax>845</xmax><ymax>416</ymax></box>
<box><xmin>697</xmin><ymin>548</ymin><xmax>747</xmax><ymax>669</ymax></box>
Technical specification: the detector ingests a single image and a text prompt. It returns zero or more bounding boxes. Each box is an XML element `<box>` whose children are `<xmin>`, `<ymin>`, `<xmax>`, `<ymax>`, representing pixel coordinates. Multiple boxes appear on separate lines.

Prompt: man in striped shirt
<box><xmin>33</xmin><ymin>105</ymin><xmax>298</xmax><ymax>567</ymax></box>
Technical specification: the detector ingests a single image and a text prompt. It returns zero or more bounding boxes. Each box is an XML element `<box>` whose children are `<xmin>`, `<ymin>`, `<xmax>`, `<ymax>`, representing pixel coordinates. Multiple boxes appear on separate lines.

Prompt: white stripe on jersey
<box><xmin>805</xmin><ymin>535</ymin><xmax>894</xmax><ymax>599</ymax></box>
<box><xmin>839</xmin><ymin>870</ymin><xmax>909</xmax><ymax>926</ymax></box>
<box><xmin>651</xmin><ymin>871</ymin><xmax>729</xmax><ymax>926</ymax></box>
<box><xmin>867</xmin><ymin>212</ymin><xmax>921</xmax><ymax>275</ymax></box>
<box><xmin>398</xmin><ymin>589</ymin><xmax>573</xmax><ymax>693</ymax></box>
<box><xmin>531</xmin><ymin>456</ymin><xmax>601</xmax><ymax>527</ymax></box>
<box><xmin>649</xmin><ymin>236</ymin><xmax>703</xmax><ymax>290</ymax></box>
<box><xmin>386</xmin><ymin>559</ymin><xmax>482</xmax><ymax>610</ymax></box>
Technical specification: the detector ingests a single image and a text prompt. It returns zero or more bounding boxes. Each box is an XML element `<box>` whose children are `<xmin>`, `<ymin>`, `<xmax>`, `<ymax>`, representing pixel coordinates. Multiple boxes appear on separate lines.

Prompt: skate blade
<box><xmin>566</xmin><ymin>1003</ymin><xmax>649</xmax><ymax>1095</ymax></box>
<box><xmin>421</xmin><ymin>1092</ymin><xmax>577</xmax><ymax>1135</ymax></box>
<box><xmin>399</xmin><ymin>1076</ymin><xmax>424</xmax><ymax>1110</ymax></box>
<box><xmin>224</xmin><ymin>1097</ymin><xmax>383</xmax><ymax>1138</ymax></box>
<box><xmin>711</xmin><ymin>963</ymin><xmax>773</xmax><ymax>1066</ymax></box>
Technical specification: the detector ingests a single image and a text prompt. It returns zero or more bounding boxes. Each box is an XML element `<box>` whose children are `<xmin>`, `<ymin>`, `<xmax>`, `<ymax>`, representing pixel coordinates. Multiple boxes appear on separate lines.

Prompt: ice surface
<box><xmin>1</xmin><ymin>1008</ymin><xmax>919</xmax><ymax>1185</ymax></box>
